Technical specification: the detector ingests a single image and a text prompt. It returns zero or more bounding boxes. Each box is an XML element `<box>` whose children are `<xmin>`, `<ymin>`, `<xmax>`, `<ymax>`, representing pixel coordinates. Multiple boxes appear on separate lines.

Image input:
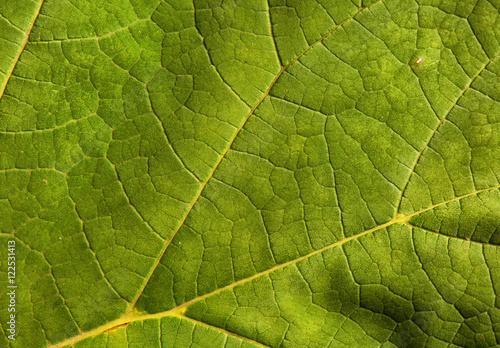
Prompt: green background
<box><xmin>0</xmin><ymin>0</ymin><xmax>499</xmax><ymax>347</ymax></box>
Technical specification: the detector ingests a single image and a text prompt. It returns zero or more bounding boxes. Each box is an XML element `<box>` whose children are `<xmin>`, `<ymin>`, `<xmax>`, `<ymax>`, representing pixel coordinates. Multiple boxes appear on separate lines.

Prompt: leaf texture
<box><xmin>0</xmin><ymin>0</ymin><xmax>499</xmax><ymax>347</ymax></box>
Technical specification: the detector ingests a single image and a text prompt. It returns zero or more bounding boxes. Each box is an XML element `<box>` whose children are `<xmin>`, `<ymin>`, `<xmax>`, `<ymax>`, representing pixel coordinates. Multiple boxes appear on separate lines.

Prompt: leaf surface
<box><xmin>0</xmin><ymin>0</ymin><xmax>499</xmax><ymax>347</ymax></box>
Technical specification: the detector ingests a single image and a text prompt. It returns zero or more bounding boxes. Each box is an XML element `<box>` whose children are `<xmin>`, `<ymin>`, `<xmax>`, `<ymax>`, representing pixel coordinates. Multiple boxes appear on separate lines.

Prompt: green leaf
<box><xmin>1</xmin><ymin>0</ymin><xmax>499</xmax><ymax>347</ymax></box>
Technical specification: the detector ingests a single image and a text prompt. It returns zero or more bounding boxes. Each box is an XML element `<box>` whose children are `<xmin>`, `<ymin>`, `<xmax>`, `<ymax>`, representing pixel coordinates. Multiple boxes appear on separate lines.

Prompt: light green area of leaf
<box><xmin>0</xmin><ymin>0</ymin><xmax>40</xmax><ymax>90</ymax></box>
<box><xmin>0</xmin><ymin>0</ymin><xmax>499</xmax><ymax>347</ymax></box>
<box><xmin>70</xmin><ymin>316</ymin><xmax>262</xmax><ymax>348</ymax></box>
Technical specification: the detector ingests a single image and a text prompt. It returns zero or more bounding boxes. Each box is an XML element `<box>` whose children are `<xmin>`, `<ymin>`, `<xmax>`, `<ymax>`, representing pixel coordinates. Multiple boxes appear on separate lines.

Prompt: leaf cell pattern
<box><xmin>0</xmin><ymin>0</ymin><xmax>499</xmax><ymax>347</ymax></box>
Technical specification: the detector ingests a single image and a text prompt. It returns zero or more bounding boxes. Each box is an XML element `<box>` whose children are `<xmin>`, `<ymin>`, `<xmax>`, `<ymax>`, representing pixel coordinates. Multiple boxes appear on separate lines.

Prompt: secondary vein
<box><xmin>126</xmin><ymin>0</ymin><xmax>383</xmax><ymax>313</ymax></box>
<box><xmin>46</xmin><ymin>181</ymin><xmax>499</xmax><ymax>348</ymax></box>
<box><xmin>395</xmin><ymin>54</ymin><xmax>500</xmax><ymax>212</ymax></box>
<box><xmin>0</xmin><ymin>0</ymin><xmax>45</xmax><ymax>100</ymax></box>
